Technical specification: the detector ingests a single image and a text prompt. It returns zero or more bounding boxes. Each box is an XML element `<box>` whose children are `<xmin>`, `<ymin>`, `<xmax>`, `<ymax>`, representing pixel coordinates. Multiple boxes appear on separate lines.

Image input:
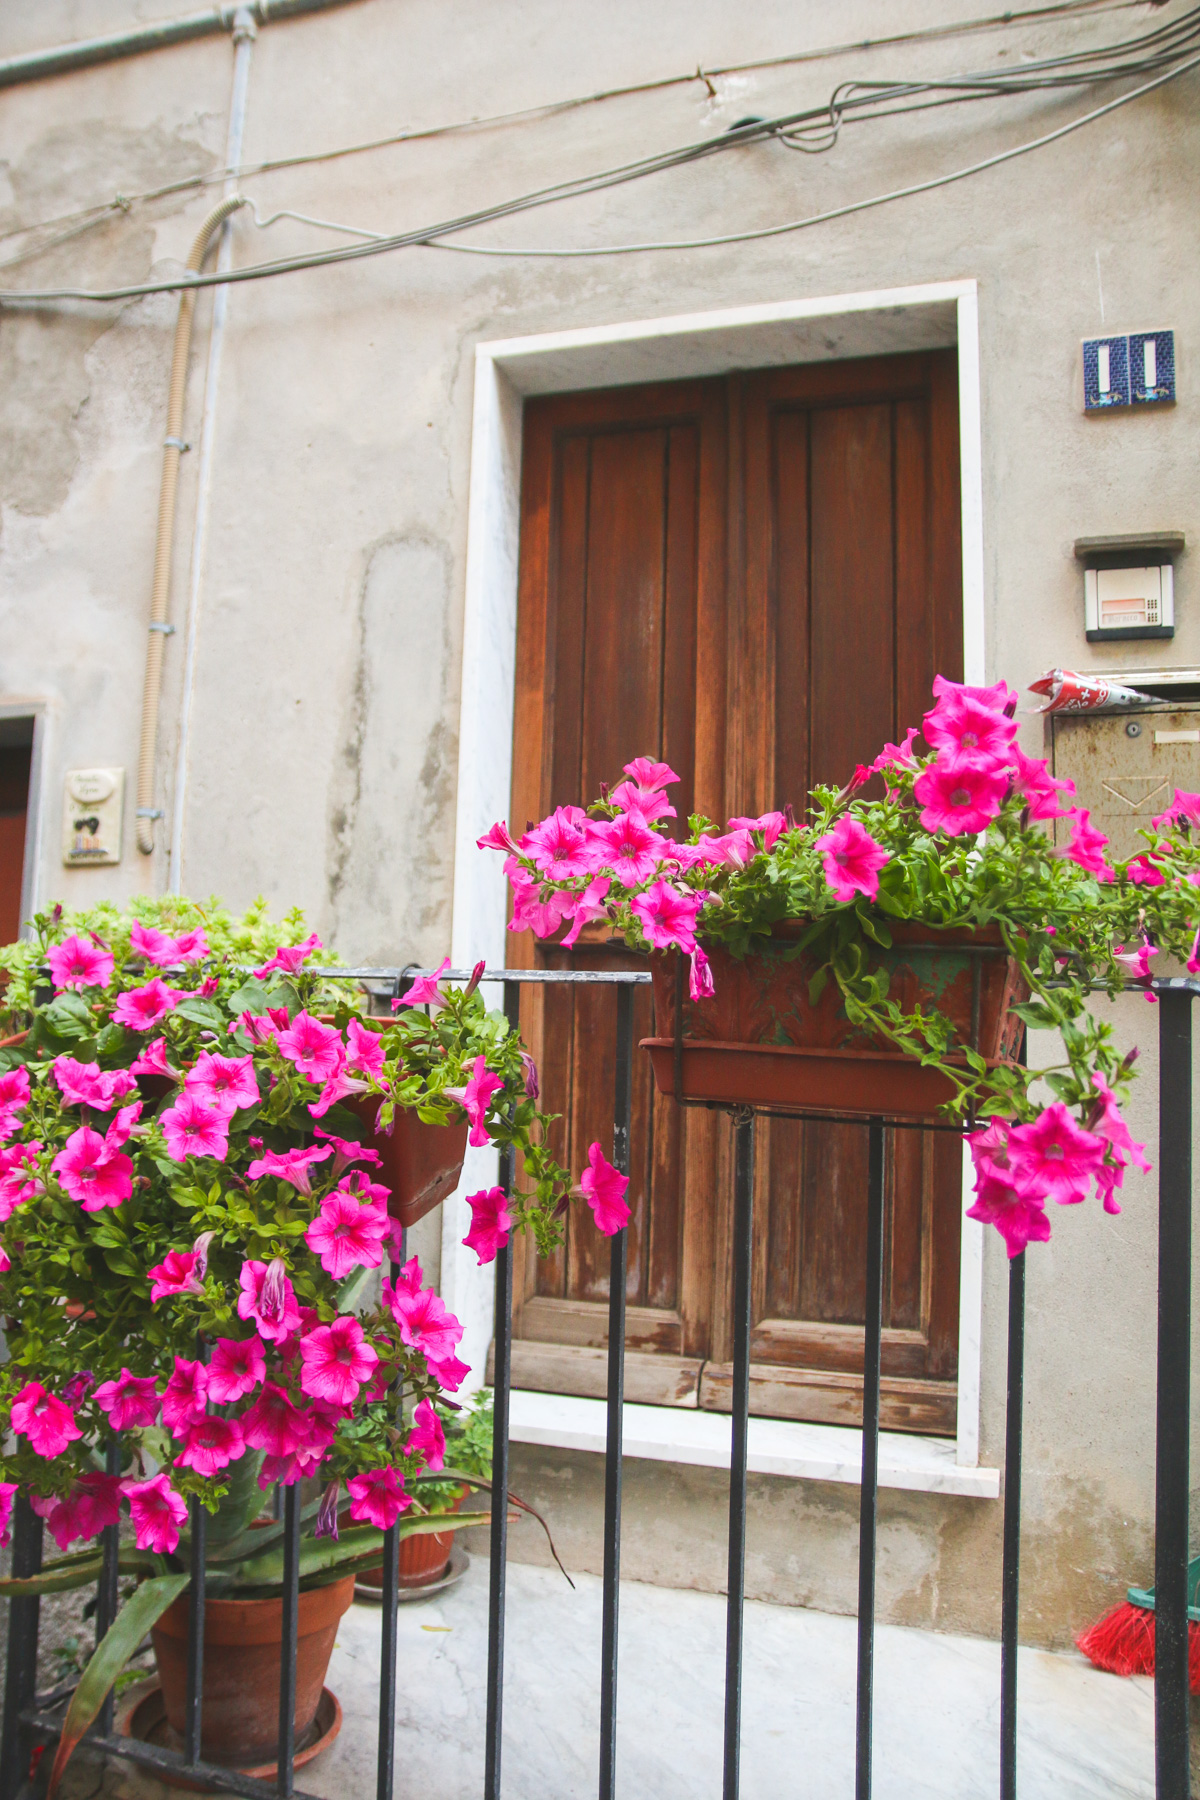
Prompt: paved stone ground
<box><xmin>43</xmin><ymin>1555</ymin><xmax>1167</xmax><ymax>1800</ymax></box>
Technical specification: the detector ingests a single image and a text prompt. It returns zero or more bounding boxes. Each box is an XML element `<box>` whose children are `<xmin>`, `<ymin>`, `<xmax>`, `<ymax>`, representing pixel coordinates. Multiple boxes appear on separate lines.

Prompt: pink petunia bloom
<box><xmin>868</xmin><ymin>727</ymin><xmax>922</xmax><ymax>778</ymax></box>
<box><xmin>305</xmin><ymin>1189</ymin><xmax>389</xmax><ymax>1279</ymax></box>
<box><xmin>560</xmin><ymin>875</ymin><xmax>614</xmax><ymax>950</ymax></box>
<box><xmin>0</xmin><ymin>1483</ymin><xmax>17</xmax><ymax>1548</ymax></box>
<box><xmin>345</xmin><ymin>1018</ymin><xmax>386</xmax><ymax>1082</ymax></box>
<box><xmin>253</xmin><ymin>933</ymin><xmax>323</xmax><ymax>979</ymax></box>
<box><xmin>815</xmin><ymin>816</ymin><xmax>891</xmax><ymax>903</ymax></box>
<box><xmin>52</xmin><ymin>1125</ymin><xmax>133</xmax><ymax>1211</ymax></box>
<box><xmin>922</xmin><ymin>688</ymin><xmax>1018</xmax><ymax>763</ymax></box>
<box><xmin>122</xmin><ymin>1473</ymin><xmax>188</xmax><ymax>1554</ymax></box>
<box><xmin>609</xmin><ymin>781</ymin><xmax>676</xmax><ymax>823</ymax></box>
<box><xmin>0</xmin><ymin>1142</ymin><xmax>42</xmax><ymax>1219</ymax></box>
<box><xmin>299</xmin><ymin>1315</ymin><xmax>379</xmax><ymax>1406</ymax></box>
<box><xmin>308</xmin><ymin>1062</ymin><xmax>369</xmax><ymax>1119</ymax></box>
<box><xmin>11</xmin><ymin>1381</ymin><xmax>82</xmax><ymax>1457</ymax></box>
<box><xmin>1090</xmin><ymin>1073</ymin><xmax>1152</xmax><ymax>1211</ymax></box>
<box><xmin>930</xmin><ymin>673</ymin><xmax>1019</xmax><ymax>716</ymax></box>
<box><xmin>913</xmin><ymin>756</ymin><xmax>1011</xmax><ymax>836</ymax></box>
<box><xmin>387</xmin><ymin>1282</ymin><xmax>465</xmax><ymax>1366</ymax></box>
<box><xmin>1006</xmin><ymin>1103</ymin><xmax>1107</xmax><ymax>1207</ymax></box>
<box><xmin>670</xmin><ymin>831</ymin><xmax>753</xmax><ymax>872</ymax></box>
<box><xmin>728</xmin><ymin>811</ymin><xmax>788</xmax><ymax>849</ymax></box>
<box><xmin>160</xmin><ymin>1091</ymin><xmax>230</xmax><ymax>1163</ymax></box>
<box><xmin>477</xmin><ymin>821</ymin><xmax>520</xmax><ymax>854</ymax></box>
<box><xmin>623</xmin><ymin>756</ymin><xmax>680</xmax><ymax>792</ymax></box>
<box><xmin>630</xmin><ymin>880</ymin><xmax>703</xmax><ymax>954</ymax></box>
<box><xmin>161</xmin><ymin>1358</ymin><xmax>209</xmax><ymax>1433</ymax></box>
<box><xmin>580</xmin><ymin>1142</ymin><xmax>630</xmax><ymax>1235</ymax></box>
<box><xmin>1151</xmin><ymin>787</ymin><xmax>1200</xmax><ymax>833</ymax></box>
<box><xmin>689</xmin><ymin>946</ymin><xmax>715</xmax><ymax>1002</ymax></box>
<box><xmin>241</xmin><ymin>1383</ymin><xmax>310</xmax><ymax>1458</ymax></box>
<box><xmin>129</xmin><ymin>921</ymin><xmax>181</xmax><ymax>964</ymax></box>
<box><xmin>275</xmin><ymin>1012</ymin><xmax>344</xmax><ymax>1085</ymax></box>
<box><xmin>394</xmin><ymin>957</ymin><xmax>451</xmax><ymax>1011</ymax></box>
<box><xmin>347</xmin><ymin>1466</ymin><xmax>412</xmax><ymax>1531</ymax></box>
<box><xmin>105</xmin><ymin>1100</ymin><xmax>143</xmax><ymax>1153</ymax></box>
<box><xmin>61</xmin><ymin>1371</ymin><xmax>95</xmax><ymax>1408</ymax></box>
<box><xmin>185</xmin><ymin>1050</ymin><xmax>259</xmax><ymax>1115</ymax></box>
<box><xmin>38</xmin><ymin>1474</ymin><xmax>123</xmax><ymax>1552</ymax></box>
<box><xmin>51</xmin><ymin>1056</ymin><xmax>135</xmax><ymax>1112</ymax></box>
<box><xmin>382</xmin><ymin>1255</ymin><xmax>425</xmax><ymax>1311</ymax></box>
<box><xmin>313</xmin><ymin>1129</ymin><xmax>382</xmax><ymax>1177</ymax></box>
<box><xmin>405</xmin><ymin>1397</ymin><xmax>446</xmax><ymax>1473</ymax></box>
<box><xmin>966</xmin><ymin>1171</ymin><xmax>1052</xmax><ymax>1257</ymax></box>
<box><xmin>0</xmin><ymin>1066</ymin><xmax>30</xmax><ymax>1142</ymax></box>
<box><xmin>147</xmin><ymin>1248</ymin><xmax>204</xmax><ymax>1302</ymax></box>
<box><xmin>247</xmin><ymin>1143</ymin><xmax>333</xmax><ymax>1196</ymax></box>
<box><xmin>207</xmin><ymin>1335</ymin><xmax>266</xmax><ymax>1404</ymax></box>
<box><xmin>238</xmin><ymin>1258</ymin><xmax>302</xmax><ymax>1343</ymax></box>
<box><xmin>1125</xmin><ymin>852</ymin><xmax>1167</xmax><ymax>887</ymax></box>
<box><xmin>508</xmin><ymin>875</ymin><xmax>571</xmax><ymax>939</ymax></box>
<box><xmin>444</xmin><ymin>1055</ymin><xmax>504</xmax><ymax>1149</ymax></box>
<box><xmin>1009</xmin><ymin>747</ymin><xmax>1075</xmax><ymax>821</ymax></box>
<box><xmin>526</xmin><ymin>805</ymin><xmax>596</xmax><ymax>879</ymax></box>
<box><xmin>427</xmin><ymin>1352</ymin><xmax>470</xmax><ymax>1393</ymax></box>
<box><xmin>130</xmin><ymin>1037</ymin><xmax>178</xmax><ymax>1079</ymax></box>
<box><xmin>112</xmin><ymin>978</ymin><xmax>180</xmax><ymax>1032</ymax></box>
<box><xmin>175</xmin><ymin>1414</ymin><xmax>245</xmax><ymax>1477</ymax></box>
<box><xmin>233</xmin><ymin>1010</ymin><xmax>276</xmax><ymax>1046</ymax></box>
<box><xmin>174</xmin><ymin>927</ymin><xmax>210</xmax><ymax>963</ymax></box>
<box><xmin>463</xmin><ymin>1185</ymin><xmax>513</xmax><ymax>1265</ymax></box>
<box><xmin>48</xmin><ymin>935</ymin><xmax>114</xmax><ymax>992</ymax></box>
<box><xmin>94</xmin><ymin>1368</ymin><xmax>160</xmax><ymax>1431</ymax></box>
<box><xmin>1055</xmin><ymin>808</ymin><xmax>1113</xmax><ymax>879</ymax></box>
<box><xmin>588</xmin><ymin>810</ymin><xmax>665</xmax><ymax>885</ymax></box>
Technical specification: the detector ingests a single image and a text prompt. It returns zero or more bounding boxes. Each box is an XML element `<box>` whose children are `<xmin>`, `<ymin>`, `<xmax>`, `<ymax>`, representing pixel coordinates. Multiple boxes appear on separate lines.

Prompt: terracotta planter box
<box><xmin>642</xmin><ymin>921</ymin><xmax>1025</xmax><ymax>1123</ymax></box>
<box><xmin>355</xmin><ymin>1490</ymin><xmax>466</xmax><ymax>1591</ymax></box>
<box><xmin>345</xmin><ymin>1096</ymin><xmax>468</xmax><ymax>1227</ymax></box>
<box><xmin>150</xmin><ymin>1576</ymin><xmax>354</xmax><ymax>1766</ymax></box>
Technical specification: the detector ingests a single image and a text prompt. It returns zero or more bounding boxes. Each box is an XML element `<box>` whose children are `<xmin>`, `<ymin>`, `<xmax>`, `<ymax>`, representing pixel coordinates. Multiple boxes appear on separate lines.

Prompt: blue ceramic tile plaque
<box><xmin>1129</xmin><ymin>329</ymin><xmax>1175</xmax><ymax>405</ymax></box>
<box><xmin>1083</xmin><ymin>335</ymin><xmax>1129</xmax><ymax>410</ymax></box>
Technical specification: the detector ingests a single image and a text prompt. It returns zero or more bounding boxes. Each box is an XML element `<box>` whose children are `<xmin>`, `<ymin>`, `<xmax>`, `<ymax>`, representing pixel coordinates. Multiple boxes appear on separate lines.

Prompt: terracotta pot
<box><xmin>356</xmin><ymin>1491</ymin><xmax>466</xmax><ymax>1591</ymax></box>
<box><xmin>150</xmin><ymin>1576</ymin><xmax>354</xmax><ymax>1767</ymax></box>
<box><xmin>344</xmin><ymin>1095</ymin><xmax>468</xmax><ymax>1227</ymax></box>
<box><xmin>643</xmin><ymin>922</ymin><xmax>1026</xmax><ymax>1123</ymax></box>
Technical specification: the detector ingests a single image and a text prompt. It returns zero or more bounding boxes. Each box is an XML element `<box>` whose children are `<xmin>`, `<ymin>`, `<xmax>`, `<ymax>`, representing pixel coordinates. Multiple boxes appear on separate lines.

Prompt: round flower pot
<box><xmin>345</xmin><ymin>1096</ymin><xmax>468</xmax><ymax>1227</ymax></box>
<box><xmin>642</xmin><ymin>921</ymin><xmax>1025</xmax><ymax>1122</ymax></box>
<box><xmin>353</xmin><ymin>1491</ymin><xmax>466</xmax><ymax>1591</ymax></box>
<box><xmin>149</xmin><ymin>1576</ymin><xmax>354</xmax><ymax>1767</ymax></box>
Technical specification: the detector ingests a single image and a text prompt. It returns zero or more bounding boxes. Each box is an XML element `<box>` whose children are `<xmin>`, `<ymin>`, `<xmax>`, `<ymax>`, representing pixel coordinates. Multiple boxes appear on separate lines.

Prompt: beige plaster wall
<box><xmin>1</xmin><ymin>0</ymin><xmax>1199</xmax><ymax>1642</ymax></box>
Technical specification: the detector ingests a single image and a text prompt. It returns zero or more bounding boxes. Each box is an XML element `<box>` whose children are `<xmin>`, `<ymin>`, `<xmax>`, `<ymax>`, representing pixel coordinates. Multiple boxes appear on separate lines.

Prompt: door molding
<box><xmin>446</xmin><ymin>280</ymin><xmax>988</xmax><ymax>1479</ymax></box>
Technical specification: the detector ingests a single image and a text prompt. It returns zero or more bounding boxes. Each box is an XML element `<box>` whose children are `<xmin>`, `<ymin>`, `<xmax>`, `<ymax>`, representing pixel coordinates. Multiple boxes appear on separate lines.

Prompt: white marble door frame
<box><xmin>445</xmin><ymin>280</ymin><xmax>991</xmax><ymax>1491</ymax></box>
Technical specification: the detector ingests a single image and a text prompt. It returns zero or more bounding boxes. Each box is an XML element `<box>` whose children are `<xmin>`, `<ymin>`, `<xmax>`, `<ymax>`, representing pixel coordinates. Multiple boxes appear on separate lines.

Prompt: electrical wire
<box><xmin>0</xmin><ymin>6</ymin><xmax>1195</xmax><ymax>302</ymax></box>
<box><xmin>0</xmin><ymin>0</ymin><xmax>1146</xmax><ymax>257</ymax></box>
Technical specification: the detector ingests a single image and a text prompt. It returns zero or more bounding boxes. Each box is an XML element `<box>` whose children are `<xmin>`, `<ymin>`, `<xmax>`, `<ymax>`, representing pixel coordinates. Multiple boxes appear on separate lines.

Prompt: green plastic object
<box><xmin>1127</xmin><ymin>1552</ymin><xmax>1200</xmax><ymax>1622</ymax></box>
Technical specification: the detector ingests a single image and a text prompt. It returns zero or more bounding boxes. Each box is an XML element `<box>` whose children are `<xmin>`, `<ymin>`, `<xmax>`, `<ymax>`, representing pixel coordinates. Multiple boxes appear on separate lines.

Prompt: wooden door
<box><xmin>509</xmin><ymin>352</ymin><xmax>963</xmax><ymax>1433</ymax></box>
<box><xmin>0</xmin><ymin>738</ymin><xmax>32</xmax><ymax>946</ymax></box>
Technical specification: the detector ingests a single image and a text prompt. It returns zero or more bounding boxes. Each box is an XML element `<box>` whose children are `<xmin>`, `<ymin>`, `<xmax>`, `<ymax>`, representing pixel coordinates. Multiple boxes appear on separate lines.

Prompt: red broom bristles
<box><xmin>1076</xmin><ymin>1600</ymin><xmax>1200</xmax><ymax>1691</ymax></box>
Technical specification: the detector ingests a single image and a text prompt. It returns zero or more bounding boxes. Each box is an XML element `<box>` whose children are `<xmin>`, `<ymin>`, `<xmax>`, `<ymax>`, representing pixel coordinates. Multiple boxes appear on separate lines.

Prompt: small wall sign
<box><xmin>1083</xmin><ymin>330</ymin><xmax>1175</xmax><ymax>412</ymax></box>
<box><xmin>62</xmin><ymin>767</ymin><xmax>125</xmax><ymax>865</ymax></box>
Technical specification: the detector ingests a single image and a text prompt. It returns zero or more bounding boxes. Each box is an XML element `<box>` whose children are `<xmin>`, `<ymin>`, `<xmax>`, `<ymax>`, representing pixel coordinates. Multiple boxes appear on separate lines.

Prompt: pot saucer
<box><xmin>121</xmin><ymin>1683</ymin><xmax>341</xmax><ymax>1791</ymax></box>
<box><xmin>355</xmin><ymin>1541</ymin><xmax>470</xmax><ymax>1604</ymax></box>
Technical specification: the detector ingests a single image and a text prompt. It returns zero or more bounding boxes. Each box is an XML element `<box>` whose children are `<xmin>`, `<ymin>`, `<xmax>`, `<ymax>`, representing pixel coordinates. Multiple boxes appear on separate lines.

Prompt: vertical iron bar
<box><xmin>484</xmin><ymin>979</ymin><xmax>520</xmax><ymax>1800</ymax></box>
<box><xmin>1000</xmin><ymin>1249</ymin><xmax>1026</xmax><ymax>1800</ymax></box>
<box><xmin>184</xmin><ymin>1495</ymin><xmax>206</xmax><ymax>1762</ymax></box>
<box><xmin>95</xmin><ymin>1438</ymin><xmax>122</xmax><ymax>1738</ymax></box>
<box><xmin>277</xmin><ymin>1483</ymin><xmax>300</xmax><ymax>1799</ymax></box>
<box><xmin>723</xmin><ymin>1109</ymin><xmax>755</xmax><ymax>1800</ymax></box>
<box><xmin>855</xmin><ymin>1118</ymin><xmax>885</xmax><ymax>1800</ymax></box>
<box><xmin>1156</xmin><ymin>988</ymin><xmax>1192</xmax><ymax>1800</ymax></box>
<box><xmin>377</xmin><ymin>1230</ymin><xmax>406</xmax><ymax>1800</ymax></box>
<box><xmin>0</xmin><ymin>1497</ymin><xmax>43</xmax><ymax>1800</ymax></box>
<box><xmin>599</xmin><ymin>984</ymin><xmax>634</xmax><ymax>1800</ymax></box>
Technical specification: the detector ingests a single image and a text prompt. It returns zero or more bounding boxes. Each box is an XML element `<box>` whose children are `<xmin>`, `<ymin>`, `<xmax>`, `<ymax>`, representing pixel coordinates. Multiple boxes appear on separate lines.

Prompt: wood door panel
<box><xmin>507</xmin><ymin>1341</ymin><xmax>704</xmax><ymax>1408</ymax></box>
<box><xmin>520</xmin><ymin>1295</ymin><xmax>684</xmax><ymax>1354</ymax></box>
<box><xmin>699</xmin><ymin>1361</ymin><xmax>957</xmax><ymax>1435</ymax></box>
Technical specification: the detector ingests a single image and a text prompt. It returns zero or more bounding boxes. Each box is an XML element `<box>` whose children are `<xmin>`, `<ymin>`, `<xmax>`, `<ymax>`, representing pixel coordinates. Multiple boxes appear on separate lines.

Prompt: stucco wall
<box><xmin>2</xmin><ymin>0</ymin><xmax>1199</xmax><ymax>1643</ymax></box>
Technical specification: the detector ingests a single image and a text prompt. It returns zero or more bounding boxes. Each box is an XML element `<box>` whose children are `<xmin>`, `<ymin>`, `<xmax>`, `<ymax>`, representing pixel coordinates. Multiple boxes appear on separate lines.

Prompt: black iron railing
<box><xmin>0</xmin><ymin>966</ymin><xmax>1193</xmax><ymax>1800</ymax></box>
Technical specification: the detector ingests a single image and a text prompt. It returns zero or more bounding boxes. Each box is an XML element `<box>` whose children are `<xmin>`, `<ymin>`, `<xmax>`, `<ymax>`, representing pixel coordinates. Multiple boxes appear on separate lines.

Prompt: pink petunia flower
<box><xmin>588</xmin><ymin>810</ymin><xmax>665</xmax><ymax>886</ymax></box>
<box><xmin>253</xmin><ymin>933</ymin><xmax>323</xmax><ymax>979</ymax></box>
<box><xmin>122</xmin><ymin>1473</ymin><xmax>188</xmax><ymax>1554</ymax></box>
<box><xmin>61</xmin><ymin>1371</ymin><xmax>95</xmax><ymax>1408</ymax></box>
<box><xmin>609</xmin><ymin>780</ymin><xmax>676</xmax><ymax>823</ymax></box>
<box><xmin>298</xmin><ymin>1315</ymin><xmax>379</xmax><ymax>1406</ymax></box>
<box><xmin>463</xmin><ymin>1185</ymin><xmax>513</xmax><ymax>1265</ymax></box>
<box><xmin>346</xmin><ymin>1466</ymin><xmax>411</xmax><ymax>1531</ymax></box>
<box><xmin>1055</xmin><ymin>808</ymin><xmax>1113</xmax><ymax>879</ymax></box>
<box><xmin>313</xmin><ymin>1129</ymin><xmax>382</xmax><ymax>1178</ymax></box>
<box><xmin>966</xmin><ymin>1170</ymin><xmax>1052</xmax><ymax>1257</ymax></box>
<box><xmin>94</xmin><ymin>1368</ymin><xmax>160</xmax><ymax>1431</ymax></box>
<box><xmin>207</xmin><ymin>1335</ymin><xmax>266</xmax><ymax>1404</ymax></box>
<box><xmin>48</xmin><ymin>935</ymin><xmax>114</xmax><ymax>992</ymax></box>
<box><xmin>0</xmin><ymin>1142</ymin><xmax>42</xmax><ymax>1219</ymax></box>
<box><xmin>526</xmin><ymin>805</ymin><xmax>596</xmax><ymax>879</ymax></box>
<box><xmin>1006</xmin><ymin>1103</ymin><xmax>1107</xmax><ymax>1207</ymax></box>
<box><xmin>1089</xmin><ymin>1072</ymin><xmax>1151</xmax><ymax>1215</ymax></box>
<box><xmin>0</xmin><ymin>1066</ymin><xmax>30</xmax><ymax>1142</ymax></box>
<box><xmin>913</xmin><ymin>757</ymin><xmax>1011</xmax><ymax>836</ymax></box>
<box><xmin>37</xmin><ymin>1474</ymin><xmax>123</xmax><ymax>1552</ymax></box>
<box><xmin>305</xmin><ymin>1190</ymin><xmax>389</xmax><ymax>1280</ymax></box>
<box><xmin>173</xmin><ymin>926</ymin><xmax>211</xmax><ymax>962</ymax></box>
<box><xmin>623</xmin><ymin>757</ymin><xmax>680</xmax><ymax>792</ymax></box>
<box><xmin>922</xmin><ymin>687</ymin><xmax>1018</xmax><ymax>763</ymax></box>
<box><xmin>147</xmin><ymin>1248</ymin><xmax>204</xmax><ymax>1302</ymax></box>
<box><xmin>670</xmin><ymin>831</ymin><xmax>753</xmax><ymax>872</ymax></box>
<box><xmin>345</xmin><ymin>1018</ymin><xmax>386</xmax><ymax>1082</ymax></box>
<box><xmin>160</xmin><ymin>1092</ymin><xmax>230</xmax><ymax>1163</ymax></box>
<box><xmin>815</xmin><ymin>815</ymin><xmax>891</xmax><ymax>903</ymax></box>
<box><xmin>129</xmin><ymin>921</ymin><xmax>181</xmax><ymax>964</ymax></box>
<box><xmin>1151</xmin><ymin>787</ymin><xmax>1200</xmax><ymax>833</ymax></box>
<box><xmin>382</xmin><ymin>1255</ymin><xmax>425</xmax><ymax>1310</ymax></box>
<box><xmin>238</xmin><ymin>1258</ymin><xmax>301</xmax><ymax>1343</ymax></box>
<box><xmin>728</xmin><ymin>811</ymin><xmax>787</xmax><ymax>849</ymax></box>
<box><xmin>174</xmin><ymin>1414</ymin><xmax>245</xmax><ymax>1477</ymax></box>
<box><xmin>930</xmin><ymin>673</ymin><xmax>1019</xmax><ymax>716</ymax></box>
<box><xmin>560</xmin><ymin>875</ymin><xmax>613</xmax><ymax>950</ymax></box>
<box><xmin>10</xmin><ymin>1382</ymin><xmax>82</xmax><ymax>1457</ymax></box>
<box><xmin>426</xmin><ymin>1352</ymin><xmax>470</xmax><ymax>1393</ymax></box>
<box><xmin>1114</xmin><ymin>941</ymin><xmax>1159</xmax><ymax>983</ymax></box>
<box><xmin>580</xmin><ymin>1142</ymin><xmax>630</xmax><ymax>1235</ymax></box>
<box><xmin>308</xmin><ymin>1062</ymin><xmax>369</xmax><ymax>1119</ymax></box>
<box><xmin>52</xmin><ymin>1125</ymin><xmax>133</xmax><ymax>1211</ymax></box>
<box><xmin>185</xmin><ymin>1050</ymin><xmax>259</xmax><ymax>1115</ymax></box>
<box><xmin>130</xmin><ymin>1038</ymin><xmax>178</xmax><ymax>1079</ymax></box>
<box><xmin>688</xmin><ymin>946</ymin><xmax>716</xmax><ymax>1003</ymax></box>
<box><xmin>386</xmin><ymin>1281</ymin><xmax>465</xmax><ymax>1366</ymax></box>
<box><xmin>0</xmin><ymin>1483</ymin><xmax>17</xmax><ymax>1548</ymax></box>
<box><xmin>394</xmin><ymin>957</ymin><xmax>452</xmax><ymax>1011</ymax></box>
<box><xmin>1009</xmin><ymin>747</ymin><xmax>1075</xmax><ymax>821</ymax></box>
<box><xmin>161</xmin><ymin>1357</ymin><xmax>209</xmax><ymax>1433</ymax></box>
<box><xmin>247</xmin><ymin>1143</ymin><xmax>333</xmax><ymax>1196</ymax></box>
<box><xmin>241</xmin><ymin>1383</ymin><xmax>310</xmax><ymax>1458</ymax></box>
<box><xmin>112</xmin><ymin>978</ymin><xmax>180</xmax><ymax>1032</ymax></box>
<box><xmin>477</xmin><ymin>821</ymin><xmax>520</xmax><ymax>854</ymax></box>
<box><xmin>275</xmin><ymin>1012</ymin><xmax>344</xmax><ymax>1085</ymax></box>
<box><xmin>51</xmin><ymin>1057</ymin><xmax>135</xmax><ymax>1112</ymax></box>
<box><xmin>508</xmin><ymin>875</ymin><xmax>571</xmax><ymax>940</ymax></box>
<box><xmin>630</xmin><ymin>880</ymin><xmax>702</xmax><ymax>954</ymax></box>
<box><xmin>405</xmin><ymin>1397</ymin><xmax>446</xmax><ymax>1473</ymax></box>
<box><xmin>444</xmin><ymin>1055</ymin><xmax>504</xmax><ymax>1150</ymax></box>
<box><xmin>1125</xmin><ymin>852</ymin><xmax>1167</xmax><ymax>888</ymax></box>
<box><xmin>868</xmin><ymin>728</ymin><xmax>922</xmax><ymax>778</ymax></box>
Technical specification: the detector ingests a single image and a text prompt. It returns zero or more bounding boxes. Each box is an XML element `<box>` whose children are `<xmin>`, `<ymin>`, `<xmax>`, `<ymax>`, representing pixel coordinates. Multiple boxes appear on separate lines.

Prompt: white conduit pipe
<box><xmin>134</xmin><ymin>8</ymin><xmax>255</xmax><ymax>861</ymax></box>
